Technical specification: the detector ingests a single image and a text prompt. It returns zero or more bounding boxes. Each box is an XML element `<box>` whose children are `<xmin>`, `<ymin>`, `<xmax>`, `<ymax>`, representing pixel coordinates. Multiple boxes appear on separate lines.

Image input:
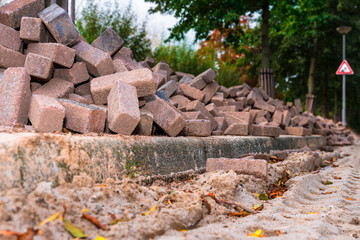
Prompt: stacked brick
<box><xmin>0</xmin><ymin>0</ymin><xmax>354</xmax><ymax>145</ymax></box>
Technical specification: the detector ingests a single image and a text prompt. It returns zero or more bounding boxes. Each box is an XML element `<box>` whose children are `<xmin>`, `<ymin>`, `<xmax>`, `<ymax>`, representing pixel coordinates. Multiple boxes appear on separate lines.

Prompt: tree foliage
<box><xmin>75</xmin><ymin>1</ymin><xmax>151</xmax><ymax>61</ymax></box>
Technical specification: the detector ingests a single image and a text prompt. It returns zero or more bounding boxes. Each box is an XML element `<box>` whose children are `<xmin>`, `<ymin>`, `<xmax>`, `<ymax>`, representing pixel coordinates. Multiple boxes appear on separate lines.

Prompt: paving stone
<box><xmin>217</xmin><ymin>105</ymin><xmax>237</xmax><ymax>112</ymax></box>
<box><xmin>143</xmin><ymin>95</ymin><xmax>186</xmax><ymax>137</ymax></box>
<box><xmin>214</xmin><ymin>116</ymin><xmax>228</xmax><ymax>131</ymax></box>
<box><xmin>290</xmin><ymin>105</ymin><xmax>300</xmax><ymax>117</ymax></box>
<box><xmin>169</xmin><ymin>95</ymin><xmax>190</xmax><ymax>111</ymax></box>
<box><xmin>20</xmin><ymin>17</ymin><xmax>47</xmax><ymax>43</ymax></box>
<box><xmin>236</xmin><ymin>87</ymin><xmax>250</xmax><ymax>98</ymax></box>
<box><xmin>255</xmin><ymin>116</ymin><xmax>268</xmax><ymax>125</ymax></box>
<box><xmin>107</xmin><ymin>80</ymin><xmax>140</xmax><ymax>135</ymax></box>
<box><xmin>252</xmin><ymin>124</ymin><xmax>280</xmax><ymax>137</ymax></box>
<box><xmin>24</xmin><ymin>53</ymin><xmax>53</xmax><ymax>82</ymax></box>
<box><xmin>0</xmin><ymin>67</ymin><xmax>31</xmax><ymax>126</ymax></box>
<box><xmin>211</xmin><ymin>92</ymin><xmax>224</xmax><ymax>107</ymax></box>
<box><xmin>33</xmin><ymin>78</ymin><xmax>74</xmax><ymax>98</ymax></box>
<box><xmin>179</xmin><ymin>75</ymin><xmax>193</xmax><ymax>85</ymax></box>
<box><xmin>257</xmin><ymin>87</ymin><xmax>269</xmax><ymax>101</ymax></box>
<box><xmin>113</xmin><ymin>54</ymin><xmax>142</xmax><ymax>71</ymax></box>
<box><xmin>182</xmin><ymin>111</ymin><xmax>206</xmax><ymax>120</ymax></box>
<box><xmin>152</xmin><ymin>61</ymin><xmax>174</xmax><ymax>76</ymax></box>
<box><xmin>206</xmin><ymin>157</ymin><xmax>268</xmax><ymax>179</ymax></box>
<box><xmin>153</xmin><ymin>71</ymin><xmax>166</xmax><ymax>89</ymax></box>
<box><xmin>75</xmin><ymin>81</ymin><xmax>91</xmax><ymax>96</ymax></box>
<box><xmin>26</xmin><ymin>43</ymin><xmax>75</xmax><ymax>68</ymax></box>
<box><xmin>91</xmin><ymin>28</ymin><xmax>124</xmax><ymax>55</ymax></box>
<box><xmin>157</xmin><ymin>80</ymin><xmax>178</xmax><ymax>98</ymax></box>
<box><xmin>188</xmin><ymin>77</ymin><xmax>206</xmax><ymax>90</ymax></box>
<box><xmin>272</xmin><ymin>108</ymin><xmax>283</xmax><ymax>124</ymax></box>
<box><xmin>58</xmin><ymin>98</ymin><xmax>106</xmax><ymax>133</ymax></box>
<box><xmin>0</xmin><ymin>0</ymin><xmax>45</xmax><ymax>28</ymax></box>
<box><xmin>30</xmin><ymin>82</ymin><xmax>41</xmax><ymax>92</ymax></box>
<box><xmin>228</xmin><ymin>85</ymin><xmax>243</xmax><ymax>98</ymax></box>
<box><xmin>183</xmin><ymin>119</ymin><xmax>211</xmax><ymax>137</ymax></box>
<box><xmin>224</xmin><ymin>122</ymin><xmax>248</xmax><ymax>136</ymax></box>
<box><xmin>236</xmin><ymin>97</ymin><xmax>247</xmax><ymax>106</ymax></box>
<box><xmin>28</xmin><ymin>94</ymin><xmax>65</xmax><ymax>132</ymax></box>
<box><xmin>68</xmin><ymin>93</ymin><xmax>93</xmax><ymax>105</ymax></box>
<box><xmin>195</xmin><ymin>68</ymin><xmax>216</xmax><ymax>83</ymax></box>
<box><xmin>72</xmin><ymin>40</ymin><xmax>114</xmax><ymax>77</ymax></box>
<box><xmin>176</xmin><ymin>71</ymin><xmax>194</xmax><ymax>79</ymax></box>
<box><xmin>53</xmin><ymin>62</ymin><xmax>89</xmax><ymax>85</ymax></box>
<box><xmin>254</xmin><ymin>97</ymin><xmax>275</xmax><ymax>113</ymax></box>
<box><xmin>133</xmin><ymin>109</ymin><xmax>153</xmax><ymax>136</ymax></box>
<box><xmin>205</xmin><ymin>103</ymin><xmax>219</xmax><ymax>117</ymax></box>
<box><xmin>222</xmin><ymin>112</ymin><xmax>251</xmax><ymax>126</ymax></box>
<box><xmin>91</xmin><ymin>69</ymin><xmax>156</xmax><ymax>104</ymax></box>
<box><xmin>286</xmin><ymin>126</ymin><xmax>311</xmax><ymax>136</ymax></box>
<box><xmin>0</xmin><ymin>23</ymin><xmax>21</xmax><ymax>51</ymax></box>
<box><xmin>218</xmin><ymin>86</ymin><xmax>229</xmax><ymax>98</ymax></box>
<box><xmin>38</xmin><ymin>4</ymin><xmax>79</xmax><ymax>46</ymax></box>
<box><xmin>212</xmin><ymin>130</ymin><xmax>224</xmax><ymax>136</ymax></box>
<box><xmin>145</xmin><ymin>57</ymin><xmax>155</xmax><ymax>68</ymax></box>
<box><xmin>139</xmin><ymin>60</ymin><xmax>151</xmax><ymax>69</ymax></box>
<box><xmin>202</xmin><ymin>81</ymin><xmax>220</xmax><ymax>103</ymax></box>
<box><xmin>113</xmin><ymin>46</ymin><xmax>134</xmax><ymax>59</ymax></box>
<box><xmin>178</xmin><ymin>83</ymin><xmax>205</xmax><ymax>101</ymax></box>
<box><xmin>294</xmin><ymin>98</ymin><xmax>303</xmax><ymax>113</ymax></box>
<box><xmin>0</xmin><ymin>44</ymin><xmax>25</xmax><ymax>68</ymax></box>
<box><xmin>224</xmin><ymin>98</ymin><xmax>243</xmax><ymax>111</ymax></box>
<box><xmin>113</xmin><ymin>58</ymin><xmax>129</xmax><ymax>73</ymax></box>
<box><xmin>246</xmin><ymin>90</ymin><xmax>257</xmax><ymax>105</ymax></box>
<box><xmin>281</xmin><ymin>110</ymin><xmax>291</xmax><ymax>127</ymax></box>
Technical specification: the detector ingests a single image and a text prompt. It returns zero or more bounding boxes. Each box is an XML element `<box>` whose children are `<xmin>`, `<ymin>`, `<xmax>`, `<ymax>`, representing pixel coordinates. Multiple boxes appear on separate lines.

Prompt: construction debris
<box><xmin>0</xmin><ymin>1</ymin><xmax>353</xmax><ymax>146</ymax></box>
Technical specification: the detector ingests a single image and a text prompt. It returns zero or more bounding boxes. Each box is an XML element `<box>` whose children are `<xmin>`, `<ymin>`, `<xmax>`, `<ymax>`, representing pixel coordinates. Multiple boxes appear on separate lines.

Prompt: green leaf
<box><xmin>325</xmin><ymin>181</ymin><xmax>333</xmax><ymax>185</ymax></box>
<box><xmin>64</xmin><ymin>220</ymin><xmax>86</xmax><ymax>239</ymax></box>
<box><xmin>259</xmin><ymin>193</ymin><xmax>269</xmax><ymax>200</ymax></box>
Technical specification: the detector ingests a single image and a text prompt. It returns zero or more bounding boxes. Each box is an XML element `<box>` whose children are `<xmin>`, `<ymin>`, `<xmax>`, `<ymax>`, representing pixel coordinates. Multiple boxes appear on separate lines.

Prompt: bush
<box><xmin>76</xmin><ymin>1</ymin><xmax>151</xmax><ymax>61</ymax></box>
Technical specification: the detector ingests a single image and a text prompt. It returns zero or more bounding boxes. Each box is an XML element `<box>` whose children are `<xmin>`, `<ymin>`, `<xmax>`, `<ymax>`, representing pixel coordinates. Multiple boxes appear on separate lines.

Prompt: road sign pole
<box><xmin>342</xmin><ymin>34</ymin><xmax>346</xmax><ymax>127</ymax></box>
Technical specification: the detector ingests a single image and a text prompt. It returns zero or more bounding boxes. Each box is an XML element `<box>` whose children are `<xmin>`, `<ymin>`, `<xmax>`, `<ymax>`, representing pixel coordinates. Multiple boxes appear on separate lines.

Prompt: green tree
<box><xmin>144</xmin><ymin>0</ymin><xmax>272</xmax><ymax>69</ymax></box>
<box><xmin>152</xmin><ymin>41</ymin><xmax>214</xmax><ymax>76</ymax></box>
<box><xmin>76</xmin><ymin>1</ymin><xmax>151</xmax><ymax>61</ymax></box>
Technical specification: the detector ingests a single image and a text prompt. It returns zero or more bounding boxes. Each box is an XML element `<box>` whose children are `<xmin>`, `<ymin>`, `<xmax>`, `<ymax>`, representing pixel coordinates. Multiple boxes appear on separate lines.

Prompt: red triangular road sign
<box><xmin>336</xmin><ymin>60</ymin><xmax>354</xmax><ymax>75</ymax></box>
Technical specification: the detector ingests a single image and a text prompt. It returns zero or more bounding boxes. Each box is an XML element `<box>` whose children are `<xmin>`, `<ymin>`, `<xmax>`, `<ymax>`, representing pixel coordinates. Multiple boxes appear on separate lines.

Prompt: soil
<box><xmin>0</xmin><ymin>141</ymin><xmax>358</xmax><ymax>240</ymax></box>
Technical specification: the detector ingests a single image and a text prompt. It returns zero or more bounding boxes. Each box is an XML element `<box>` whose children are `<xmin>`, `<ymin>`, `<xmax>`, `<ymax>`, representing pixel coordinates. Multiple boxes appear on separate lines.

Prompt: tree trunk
<box><xmin>321</xmin><ymin>72</ymin><xmax>329</xmax><ymax>118</ymax></box>
<box><xmin>307</xmin><ymin>38</ymin><xmax>318</xmax><ymax>95</ymax></box>
<box><xmin>261</xmin><ymin>0</ymin><xmax>270</xmax><ymax>68</ymax></box>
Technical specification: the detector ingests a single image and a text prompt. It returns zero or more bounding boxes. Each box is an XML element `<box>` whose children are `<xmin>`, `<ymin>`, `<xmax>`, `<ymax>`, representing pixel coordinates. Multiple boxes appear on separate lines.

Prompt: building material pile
<box><xmin>0</xmin><ymin>0</ymin><xmax>353</xmax><ymax>146</ymax></box>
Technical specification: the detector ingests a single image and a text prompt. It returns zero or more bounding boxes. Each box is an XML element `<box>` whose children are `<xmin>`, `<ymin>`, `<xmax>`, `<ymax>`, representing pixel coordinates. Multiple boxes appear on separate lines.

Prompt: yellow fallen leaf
<box><xmin>82</xmin><ymin>209</ymin><xmax>88</xmax><ymax>213</ymax></box>
<box><xmin>99</xmin><ymin>184</ymin><xmax>106</xmax><ymax>188</ymax></box>
<box><xmin>312</xmin><ymin>193</ymin><xmax>317</xmax><ymax>195</ymax></box>
<box><xmin>346</xmin><ymin>198</ymin><xmax>354</xmax><ymax>201</ymax></box>
<box><xmin>67</xmin><ymin>132</ymin><xmax>72</xmax><ymax>138</ymax></box>
<box><xmin>247</xmin><ymin>229</ymin><xmax>265</xmax><ymax>238</ymax></box>
<box><xmin>333</xmin><ymin>186</ymin><xmax>339</xmax><ymax>188</ymax></box>
<box><xmin>155</xmin><ymin>187</ymin><xmax>160</xmax><ymax>190</ymax></box>
<box><xmin>167</xmin><ymin>198</ymin><xmax>172</xmax><ymax>205</ymax></box>
<box><xmin>94</xmin><ymin>236</ymin><xmax>108</xmax><ymax>240</ymax></box>
<box><xmin>306</xmin><ymin>207</ymin><xmax>322</xmax><ymax>215</ymax></box>
<box><xmin>142</xmin><ymin>205</ymin><xmax>157</xmax><ymax>216</ymax></box>
<box><xmin>178</xmin><ymin>229</ymin><xmax>187</xmax><ymax>232</ymax></box>
<box><xmin>39</xmin><ymin>211</ymin><xmax>61</xmax><ymax>227</ymax></box>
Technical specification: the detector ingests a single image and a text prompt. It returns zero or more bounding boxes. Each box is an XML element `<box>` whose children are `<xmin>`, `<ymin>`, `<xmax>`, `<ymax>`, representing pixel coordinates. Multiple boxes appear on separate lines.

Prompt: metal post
<box><xmin>342</xmin><ymin>34</ymin><xmax>346</xmax><ymax>127</ymax></box>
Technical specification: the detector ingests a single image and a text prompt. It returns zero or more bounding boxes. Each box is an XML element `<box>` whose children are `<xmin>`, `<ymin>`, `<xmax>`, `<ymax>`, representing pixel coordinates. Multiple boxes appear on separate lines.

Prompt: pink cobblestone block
<box><xmin>53</xmin><ymin>62</ymin><xmax>89</xmax><ymax>85</ymax></box>
<box><xmin>58</xmin><ymin>98</ymin><xmax>106</xmax><ymax>133</ymax></box>
<box><xmin>28</xmin><ymin>94</ymin><xmax>65</xmax><ymax>132</ymax></box>
<box><xmin>107</xmin><ymin>80</ymin><xmax>140</xmax><ymax>135</ymax></box>
<box><xmin>34</xmin><ymin>78</ymin><xmax>74</xmax><ymax>98</ymax></box>
<box><xmin>0</xmin><ymin>44</ymin><xmax>25</xmax><ymax>68</ymax></box>
<box><xmin>0</xmin><ymin>23</ymin><xmax>21</xmax><ymax>51</ymax></box>
<box><xmin>24</xmin><ymin>53</ymin><xmax>53</xmax><ymax>82</ymax></box>
<box><xmin>206</xmin><ymin>157</ymin><xmax>268</xmax><ymax>179</ymax></box>
<box><xmin>0</xmin><ymin>67</ymin><xmax>31</xmax><ymax>126</ymax></box>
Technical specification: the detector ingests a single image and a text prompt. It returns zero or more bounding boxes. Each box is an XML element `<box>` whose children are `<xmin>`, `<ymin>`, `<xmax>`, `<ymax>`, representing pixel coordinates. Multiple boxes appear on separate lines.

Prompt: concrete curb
<box><xmin>0</xmin><ymin>132</ymin><xmax>326</xmax><ymax>192</ymax></box>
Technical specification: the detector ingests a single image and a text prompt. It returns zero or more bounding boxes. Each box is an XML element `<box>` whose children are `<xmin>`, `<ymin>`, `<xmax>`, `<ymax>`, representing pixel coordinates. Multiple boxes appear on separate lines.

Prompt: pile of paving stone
<box><xmin>0</xmin><ymin>0</ymin><xmax>353</xmax><ymax>146</ymax></box>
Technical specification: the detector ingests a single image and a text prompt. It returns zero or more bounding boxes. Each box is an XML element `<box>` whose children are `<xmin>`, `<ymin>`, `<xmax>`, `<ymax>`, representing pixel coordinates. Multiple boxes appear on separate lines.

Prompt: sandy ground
<box><xmin>0</xmin><ymin>141</ymin><xmax>358</xmax><ymax>240</ymax></box>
